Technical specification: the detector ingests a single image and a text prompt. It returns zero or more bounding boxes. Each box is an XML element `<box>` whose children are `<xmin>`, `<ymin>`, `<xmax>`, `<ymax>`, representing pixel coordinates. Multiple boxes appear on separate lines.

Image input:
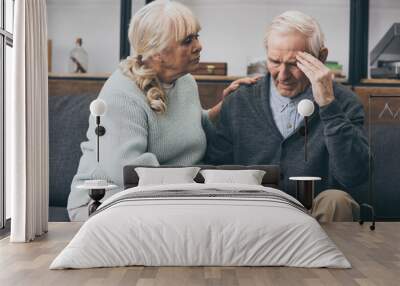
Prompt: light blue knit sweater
<box><xmin>68</xmin><ymin>69</ymin><xmax>208</xmax><ymax>212</ymax></box>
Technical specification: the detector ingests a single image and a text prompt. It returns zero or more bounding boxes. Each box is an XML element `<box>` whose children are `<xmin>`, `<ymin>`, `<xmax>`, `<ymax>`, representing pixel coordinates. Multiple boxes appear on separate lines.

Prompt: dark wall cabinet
<box><xmin>354</xmin><ymin>86</ymin><xmax>400</xmax><ymax>220</ymax></box>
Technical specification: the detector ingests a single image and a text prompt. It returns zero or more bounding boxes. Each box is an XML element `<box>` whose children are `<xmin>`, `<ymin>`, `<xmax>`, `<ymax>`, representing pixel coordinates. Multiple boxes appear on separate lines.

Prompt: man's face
<box><xmin>266</xmin><ymin>31</ymin><xmax>310</xmax><ymax>97</ymax></box>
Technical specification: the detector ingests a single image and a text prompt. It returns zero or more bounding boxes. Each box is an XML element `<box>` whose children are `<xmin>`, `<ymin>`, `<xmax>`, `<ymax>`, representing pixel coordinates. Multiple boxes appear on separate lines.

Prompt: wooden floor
<box><xmin>0</xmin><ymin>222</ymin><xmax>399</xmax><ymax>286</ymax></box>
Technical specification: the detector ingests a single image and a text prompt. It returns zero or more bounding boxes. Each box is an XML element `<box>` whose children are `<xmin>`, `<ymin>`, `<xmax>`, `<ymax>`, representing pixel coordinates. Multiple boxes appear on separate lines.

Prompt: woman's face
<box><xmin>158</xmin><ymin>33</ymin><xmax>202</xmax><ymax>82</ymax></box>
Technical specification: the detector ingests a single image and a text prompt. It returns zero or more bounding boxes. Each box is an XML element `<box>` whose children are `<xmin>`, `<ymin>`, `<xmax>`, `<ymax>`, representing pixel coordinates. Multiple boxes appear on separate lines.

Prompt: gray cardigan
<box><xmin>205</xmin><ymin>75</ymin><xmax>369</xmax><ymax>196</ymax></box>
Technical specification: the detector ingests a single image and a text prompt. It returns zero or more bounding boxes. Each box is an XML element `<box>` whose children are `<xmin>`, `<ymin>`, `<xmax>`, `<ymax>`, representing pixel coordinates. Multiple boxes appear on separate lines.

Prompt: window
<box><xmin>368</xmin><ymin>0</ymin><xmax>400</xmax><ymax>78</ymax></box>
<box><xmin>1</xmin><ymin>0</ymin><xmax>14</xmax><ymax>229</ymax></box>
<box><xmin>47</xmin><ymin>1</ymin><xmax>120</xmax><ymax>73</ymax></box>
<box><xmin>184</xmin><ymin>0</ymin><xmax>350</xmax><ymax>78</ymax></box>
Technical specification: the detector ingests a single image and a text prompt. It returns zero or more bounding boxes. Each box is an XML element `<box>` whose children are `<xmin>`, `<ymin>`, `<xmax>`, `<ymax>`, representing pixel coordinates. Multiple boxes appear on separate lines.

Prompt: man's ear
<box><xmin>318</xmin><ymin>47</ymin><xmax>328</xmax><ymax>63</ymax></box>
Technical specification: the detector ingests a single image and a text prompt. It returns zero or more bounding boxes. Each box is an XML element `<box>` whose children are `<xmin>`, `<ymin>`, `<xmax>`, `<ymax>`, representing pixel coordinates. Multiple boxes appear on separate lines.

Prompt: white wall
<box><xmin>47</xmin><ymin>0</ymin><xmax>400</xmax><ymax>77</ymax></box>
<box><xmin>47</xmin><ymin>0</ymin><xmax>120</xmax><ymax>73</ymax></box>
<box><xmin>133</xmin><ymin>0</ymin><xmax>146</xmax><ymax>15</ymax></box>
<box><xmin>181</xmin><ymin>0</ymin><xmax>350</xmax><ymax>77</ymax></box>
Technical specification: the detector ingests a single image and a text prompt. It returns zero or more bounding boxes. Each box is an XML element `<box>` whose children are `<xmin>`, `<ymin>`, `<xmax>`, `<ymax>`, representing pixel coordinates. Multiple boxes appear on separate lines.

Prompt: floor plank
<box><xmin>0</xmin><ymin>222</ymin><xmax>399</xmax><ymax>286</ymax></box>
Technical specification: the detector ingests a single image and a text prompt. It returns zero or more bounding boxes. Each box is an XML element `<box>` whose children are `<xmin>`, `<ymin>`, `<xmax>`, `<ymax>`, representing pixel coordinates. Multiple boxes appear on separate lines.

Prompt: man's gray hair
<box><xmin>264</xmin><ymin>11</ymin><xmax>325</xmax><ymax>57</ymax></box>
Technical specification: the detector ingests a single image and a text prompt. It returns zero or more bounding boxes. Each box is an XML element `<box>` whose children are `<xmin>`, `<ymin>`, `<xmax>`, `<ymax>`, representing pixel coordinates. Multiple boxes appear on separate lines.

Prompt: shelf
<box><xmin>48</xmin><ymin>73</ymin><xmax>400</xmax><ymax>86</ymax></box>
<box><xmin>49</xmin><ymin>73</ymin><xmax>352</xmax><ymax>83</ymax></box>
<box><xmin>361</xmin><ymin>78</ymin><xmax>400</xmax><ymax>85</ymax></box>
<box><xmin>49</xmin><ymin>73</ymin><xmax>110</xmax><ymax>80</ymax></box>
<box><xmin>48</xmin><ymin>73</ymin><xmax>243</xmax><ymax>81</ymax></box>
<box><xmin>193</xmin><ymin>75</ymin><xmax>242</xmax><ymax>82</ymax></box>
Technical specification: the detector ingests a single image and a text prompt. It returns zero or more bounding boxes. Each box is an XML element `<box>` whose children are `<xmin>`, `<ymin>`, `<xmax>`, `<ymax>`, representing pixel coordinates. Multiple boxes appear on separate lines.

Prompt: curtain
<box><xmin>8</xmin><ymin>0</ymin><xmax>49</xmax><ymax>242</ymax></box>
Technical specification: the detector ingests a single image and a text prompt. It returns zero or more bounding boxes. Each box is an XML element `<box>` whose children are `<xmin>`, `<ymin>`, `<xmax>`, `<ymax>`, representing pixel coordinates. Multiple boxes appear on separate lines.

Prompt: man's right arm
<box><xmin>204</xmin><ymin>99</ymin><xmax>234</xmax><ymax>165</ymax></box>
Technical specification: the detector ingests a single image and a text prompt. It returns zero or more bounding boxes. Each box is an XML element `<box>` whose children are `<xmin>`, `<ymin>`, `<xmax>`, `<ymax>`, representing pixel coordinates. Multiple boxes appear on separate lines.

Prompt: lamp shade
<box><xmin>90</xmin><ymin>99</ymin><xmax>107</xmax><ymax>116</ymax></box>
<box><xmin>297</xmin><ymin>99</ymin><xmax>315</xmax><ymax>117</ymax></box>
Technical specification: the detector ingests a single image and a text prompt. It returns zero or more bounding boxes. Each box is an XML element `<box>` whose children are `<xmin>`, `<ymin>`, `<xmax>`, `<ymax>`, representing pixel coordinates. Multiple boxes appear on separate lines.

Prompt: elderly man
<box><xmin>205</xmin><ymin>11</ymin><xmax>369</xmax><ymax>222</ymax></box>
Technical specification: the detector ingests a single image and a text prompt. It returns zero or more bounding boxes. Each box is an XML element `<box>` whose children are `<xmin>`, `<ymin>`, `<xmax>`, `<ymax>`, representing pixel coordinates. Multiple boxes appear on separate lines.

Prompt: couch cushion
<box><xmin>49</xmin><ymin>206</ymin><xmax>70</xmax><ymax>222</ymax></box>
<box><xmin>49</xmin><ymin>93</ymin><xmax>97</xmax><ymax>207</ymax></box>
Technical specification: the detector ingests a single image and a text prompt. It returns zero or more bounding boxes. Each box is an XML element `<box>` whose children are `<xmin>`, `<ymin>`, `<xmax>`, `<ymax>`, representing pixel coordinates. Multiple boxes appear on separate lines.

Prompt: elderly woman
<box><xmin>67</xmin><ymin>0</ymin><xmax>256</xmax><ymax>221</ymax></box>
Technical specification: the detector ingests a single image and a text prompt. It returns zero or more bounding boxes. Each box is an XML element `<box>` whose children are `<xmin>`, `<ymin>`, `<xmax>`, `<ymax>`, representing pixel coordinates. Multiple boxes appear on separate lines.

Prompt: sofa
<box><xmin>49</xmin><ymin>91</ymin><xmax>97</xmax><ymax>221</ymax></box>
<box><xmin>48</xmin><ymin>78</ymin><xmax>383</xmax><ymax>222</ymax></box>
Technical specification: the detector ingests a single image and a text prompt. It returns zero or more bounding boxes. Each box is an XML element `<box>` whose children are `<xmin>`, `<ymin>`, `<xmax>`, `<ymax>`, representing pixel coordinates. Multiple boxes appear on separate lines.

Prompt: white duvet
<box><xmin>50</xmin><ymin>183</ymin><xmax>351</xmax><ymax>269</ymax></box>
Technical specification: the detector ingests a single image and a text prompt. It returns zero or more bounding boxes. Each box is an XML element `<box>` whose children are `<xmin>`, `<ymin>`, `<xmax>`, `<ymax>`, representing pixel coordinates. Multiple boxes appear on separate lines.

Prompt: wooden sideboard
<box><xmin>48</xmin><ymin>74</ymin><xmax>400</xmax><ymax>125</ymax></box>
<box><xmin>48</xmin><ymin>74</ymin><xmax>241</xmax><ymax>110</ymax></box>
<box><xmin>48</xmin><ymin>73</ymin><xmax>400</xmax><ymax>116</ymax></box>
<box><xmin>352</xmin><ymin>83</ymin><xmax>400</xmax><ymax>220</ymax></box>
<box><xmin>49</xmin><ymin>78</ymin><xmax>104</xmax><ymax>97</ymax></box>
<box><xmin>353</xmin><ymin>86</ymin><xmax>400</xmax><ymax>124</ymax></box>
<box><xmin>196</xmin><ymin>75</ymin><xmax>240</xmax><ymax>109</ymax></box>
<box><xmin>49</xmin><ymin>73</ymin><xmax>400</xmax><ymax>108</ymax></box>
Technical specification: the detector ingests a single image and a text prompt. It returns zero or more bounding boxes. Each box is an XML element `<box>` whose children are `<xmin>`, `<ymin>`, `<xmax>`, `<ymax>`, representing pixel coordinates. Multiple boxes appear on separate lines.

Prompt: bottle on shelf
<box><xmin>68</xmin><ymin>38</ymin><xmax>88</xmax><ymax>73</ymax></box>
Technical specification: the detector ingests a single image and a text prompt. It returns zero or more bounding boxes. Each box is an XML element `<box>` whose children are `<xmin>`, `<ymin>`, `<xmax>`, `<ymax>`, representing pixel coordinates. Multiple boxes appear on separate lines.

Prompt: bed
<box><xmin>50</xmin><ymin>165</ymin><xmax>350</xmax><ymax>269</ymax></box>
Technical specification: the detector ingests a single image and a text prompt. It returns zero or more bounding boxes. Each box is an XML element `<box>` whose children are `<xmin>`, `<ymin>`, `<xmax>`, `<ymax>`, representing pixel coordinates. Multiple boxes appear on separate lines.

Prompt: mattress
<box><xmin>50</xmin><ymin>183</ymin><xmax>351</xmax><ymax>269</ymax></box>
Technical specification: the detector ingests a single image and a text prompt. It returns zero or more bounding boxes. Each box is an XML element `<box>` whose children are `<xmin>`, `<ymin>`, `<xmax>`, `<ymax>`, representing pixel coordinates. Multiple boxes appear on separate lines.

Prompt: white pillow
<box><xmin>135</xmin><ymin>167</ymin><xmax>201</xmax><ymax>186</ymax></box>
<box><xmin>200</xmin><ymin>169</ymin><xmax>266</xmax><ymax>185</ymax></box>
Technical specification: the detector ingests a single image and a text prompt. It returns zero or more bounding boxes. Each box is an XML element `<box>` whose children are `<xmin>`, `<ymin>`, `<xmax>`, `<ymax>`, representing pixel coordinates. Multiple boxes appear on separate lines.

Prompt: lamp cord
<box><xmin>96</xmin><ymin>116</ymin><xmax>100</xmax><ymax>162</ymax></box>
<box><xmin>305</xmin><ymin>117</ymin><xmax>308</xmax><ymax>162</ymax></box>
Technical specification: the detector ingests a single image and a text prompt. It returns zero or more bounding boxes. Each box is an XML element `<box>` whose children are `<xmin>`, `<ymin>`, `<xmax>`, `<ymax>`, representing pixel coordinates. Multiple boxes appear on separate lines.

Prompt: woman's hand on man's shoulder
<box><xmin>222</xmin><ymin>76</ymin><xmax>261</xmax><ymax>99</ymax></box>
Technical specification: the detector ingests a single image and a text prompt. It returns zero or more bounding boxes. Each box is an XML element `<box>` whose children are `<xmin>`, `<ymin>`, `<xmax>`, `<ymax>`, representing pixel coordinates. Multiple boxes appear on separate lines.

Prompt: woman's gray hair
<box><xmin>264</xmin><ymin>11</ymin><xmax>325</xmax><ymax>57</ymax></box>
<box><xmin>120</xmin><ymin>0</ymin><xmax>200</xmax><ymax>114</ymax></box>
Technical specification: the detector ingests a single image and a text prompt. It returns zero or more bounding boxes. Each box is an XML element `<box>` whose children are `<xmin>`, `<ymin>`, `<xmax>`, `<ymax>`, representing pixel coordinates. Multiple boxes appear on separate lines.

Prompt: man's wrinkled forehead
<box><xmin>267</xmin><ymin>48</ymin><xmax>299</xmax><ymax>64</ymax></box>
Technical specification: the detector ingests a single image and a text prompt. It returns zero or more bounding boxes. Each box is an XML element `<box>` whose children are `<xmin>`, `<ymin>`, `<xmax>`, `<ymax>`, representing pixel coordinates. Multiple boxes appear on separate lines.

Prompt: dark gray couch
<box><xmin>48</xmin><ymin>82</ymin><xmax>396</xmax><ymax>221</ymax></box>
<box><xmin>49</xmin><ymin>93</ymin><xmax>97</xmax><ymax>221</ymax></box>
<box><xmin>47</xmin><ymin>92</ymin><xmax>369</xmax><ymax>222</ymax></box>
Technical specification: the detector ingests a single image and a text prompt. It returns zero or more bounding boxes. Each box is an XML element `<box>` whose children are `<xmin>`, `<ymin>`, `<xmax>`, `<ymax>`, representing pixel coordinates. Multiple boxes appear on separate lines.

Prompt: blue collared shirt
<box><xmin>269</xmin><ymin>81</ymin><xmax>311</xmax><ymax>138</ymax></box>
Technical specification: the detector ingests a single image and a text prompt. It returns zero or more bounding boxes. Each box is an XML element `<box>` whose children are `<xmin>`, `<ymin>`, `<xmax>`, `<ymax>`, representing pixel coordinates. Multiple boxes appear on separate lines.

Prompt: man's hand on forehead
<box><xmin>295</xmin><ymin>51</ymin><xmax>334</xmax><ymax>107</ymax></box>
